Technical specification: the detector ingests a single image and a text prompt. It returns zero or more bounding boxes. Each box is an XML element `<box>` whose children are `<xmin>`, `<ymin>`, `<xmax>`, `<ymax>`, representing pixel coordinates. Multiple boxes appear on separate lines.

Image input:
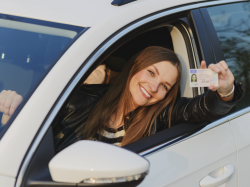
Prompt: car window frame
<box><xmin>49</xmin><ymin>12</ymin><xmax>201</xmax><ymax>154</ymax></box>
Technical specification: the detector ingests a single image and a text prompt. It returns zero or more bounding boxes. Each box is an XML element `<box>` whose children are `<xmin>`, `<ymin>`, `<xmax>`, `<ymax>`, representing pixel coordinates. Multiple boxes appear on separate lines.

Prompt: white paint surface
<box><xmin>0</xmin><ymin>174</ymin><xmax>15</xmax><ymax>187</ymax></box>
<box><xmin>0</xmin><ymin>0</ymin><xmax>202</xmax><ymax>27</ymax></box>
<box><xmin>139</xmin><ymin>122</ymin><xmax>238</xmax><ymax>187</ymax></box>
<box><xmin>229</xmin><ymin>111</ymin><xmax>250</xmax><ymax>187</ymax></box>
<box><xmin>49</xmin><ymin>141</ymin><xmax>149</xmax><ymax>183</ymax></box>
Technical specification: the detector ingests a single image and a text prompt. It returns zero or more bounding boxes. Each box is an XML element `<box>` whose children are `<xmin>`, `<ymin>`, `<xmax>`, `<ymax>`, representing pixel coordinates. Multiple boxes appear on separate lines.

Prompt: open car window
<box><xmin>51</xmin><ymin>20</ymin><xmax>198</xmax><ymax>153</ymax></box>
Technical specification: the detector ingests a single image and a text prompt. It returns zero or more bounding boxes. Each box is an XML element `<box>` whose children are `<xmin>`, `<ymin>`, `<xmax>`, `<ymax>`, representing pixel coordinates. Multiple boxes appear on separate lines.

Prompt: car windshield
<box><xmin>0</xmin><ymin>14</ymin><xmax>86</xmax><ymax>138</ymax></box>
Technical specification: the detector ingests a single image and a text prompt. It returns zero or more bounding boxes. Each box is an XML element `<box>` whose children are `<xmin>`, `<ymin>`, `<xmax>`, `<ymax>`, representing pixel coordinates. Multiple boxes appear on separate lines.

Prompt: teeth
<box><xmin>141</xmin><ymin>87</ymin><xmax>151</xmax><ymax>98</ymax></box>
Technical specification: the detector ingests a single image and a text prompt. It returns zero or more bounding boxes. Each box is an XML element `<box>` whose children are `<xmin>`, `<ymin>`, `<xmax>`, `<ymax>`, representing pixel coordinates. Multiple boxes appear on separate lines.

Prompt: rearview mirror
<box><xmin>49</xmin><ymin>140</ymin><xmax>149</xmax><ymax>186</ymax></box>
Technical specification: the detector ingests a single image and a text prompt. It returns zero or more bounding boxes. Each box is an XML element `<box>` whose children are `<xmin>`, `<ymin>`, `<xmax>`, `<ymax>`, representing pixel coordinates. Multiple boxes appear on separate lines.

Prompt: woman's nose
<box><xmin>149</xmin><ymin>82</ymin><xmax>159</xmax><ymax>93</ymax></box>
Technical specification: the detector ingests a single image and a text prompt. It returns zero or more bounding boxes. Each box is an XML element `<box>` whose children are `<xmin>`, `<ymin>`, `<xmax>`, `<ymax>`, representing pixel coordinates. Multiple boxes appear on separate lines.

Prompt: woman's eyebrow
<box><xmin>153</xmin><ymin>65</ymin><xmax>159</xmax><ymax>75</ymax></box>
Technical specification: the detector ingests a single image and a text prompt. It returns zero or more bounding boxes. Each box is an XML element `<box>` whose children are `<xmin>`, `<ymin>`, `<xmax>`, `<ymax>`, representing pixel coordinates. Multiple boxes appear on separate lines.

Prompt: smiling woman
<box><xmin>82</xmin><ymin>46</ymin><xmax>181</xmax><ymax>146</ymax></box>
<box><xmin>50</xmin><ymin>46</ymin><xmax>243</xmax><ymax>152</ymax></box>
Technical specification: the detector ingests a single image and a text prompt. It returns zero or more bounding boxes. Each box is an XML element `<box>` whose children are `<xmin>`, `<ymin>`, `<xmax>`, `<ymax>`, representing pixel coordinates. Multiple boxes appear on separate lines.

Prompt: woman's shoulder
<box><xmin>78</xmin><ymin>84</ymin><xmax>110</xmax><ymax>99</ymax></box>
<box><xmin>68</xmin><ymin>84</ymin><xmax>110</xmax><ymax>107</ymax></box>
<box><xmin>63</xmin><ymin>84</ymin><xmax>110</xmax><ymax>113</ymax></box>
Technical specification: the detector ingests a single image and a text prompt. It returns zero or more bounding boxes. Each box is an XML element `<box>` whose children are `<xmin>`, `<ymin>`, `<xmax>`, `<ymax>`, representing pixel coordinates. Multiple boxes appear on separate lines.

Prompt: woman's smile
<box><xmin>139</xmin><ymin>84</ymin><xmax>152</xmax><ymax>99</ymax></box>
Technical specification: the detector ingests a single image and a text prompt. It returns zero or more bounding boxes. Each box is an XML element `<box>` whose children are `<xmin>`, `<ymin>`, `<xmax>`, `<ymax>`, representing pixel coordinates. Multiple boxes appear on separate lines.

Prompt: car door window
<box><xmin>207</xmin><ymin>2</ymin><xmax>250</xmax><ymax>110</ymax></box>
<box><xmin>51</xmin><ymin>19</ymin><xmax>199</xmax><ymax>153</ymax></box>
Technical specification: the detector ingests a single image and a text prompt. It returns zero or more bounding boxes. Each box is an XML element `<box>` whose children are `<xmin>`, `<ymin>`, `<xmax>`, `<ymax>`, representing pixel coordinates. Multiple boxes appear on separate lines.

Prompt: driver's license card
<box><xmin>190</xmin><ymin>69</ymin><xmax>218</xmax><ymax>87</ymax></box>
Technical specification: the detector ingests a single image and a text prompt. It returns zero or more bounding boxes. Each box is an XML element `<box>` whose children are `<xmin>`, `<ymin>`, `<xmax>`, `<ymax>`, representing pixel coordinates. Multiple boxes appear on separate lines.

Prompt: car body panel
<box><xmin>0</xmin><ymin>0</ymin><xmax>203</xmax><ymax>27</ymax></box>
<box><xmin>0</xmin><ymin>174</ymin><xmax>16</xmax><ymax>186</ymax></box>
<box><xmin>139</xmin><ymin>122</ymin><xmax>238</xmax><ymax>187</ymax></box>
<box><xmin>229</xmin><ymin>110</ymin><xmax>250</xmax><ymax>187</ymax></box>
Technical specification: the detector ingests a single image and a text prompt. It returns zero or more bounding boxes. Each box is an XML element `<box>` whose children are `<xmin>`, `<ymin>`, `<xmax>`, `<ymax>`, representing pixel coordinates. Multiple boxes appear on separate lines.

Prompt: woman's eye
<box><xmin>148</xmin><ymin>70</ymin><xmax>154</xmax><ymax>76</ymax></box>
<box><xmin>162</xmin><ymin>84</ymin><xmax>168</xmax><ymax>91</ymax></box>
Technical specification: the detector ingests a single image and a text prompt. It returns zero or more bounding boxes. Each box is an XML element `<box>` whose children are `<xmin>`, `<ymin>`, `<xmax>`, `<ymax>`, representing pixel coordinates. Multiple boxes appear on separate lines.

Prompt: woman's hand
<box><xmin>200</xmin><ymin>60</ymin><xmax>235</xmax><ymax>101</ymax></box>
<box><xmin>0</xmin><ymin>90</ymin><xmax>23</xmax><ymax>116</ymax></box>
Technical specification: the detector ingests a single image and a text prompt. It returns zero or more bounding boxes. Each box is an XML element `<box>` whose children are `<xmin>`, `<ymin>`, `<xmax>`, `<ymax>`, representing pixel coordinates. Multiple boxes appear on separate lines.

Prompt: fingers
<box><xmin>0</xmin><ymin>90</ymin><xmax>7</xmax><ymax>113</ymax></box>
<box><xmin>3</xmin><ymin>91</ymin><xmax>14</xmax><ymax>116</ymax></box>
<box><xmin>208</xmin><ymin>62</ymin><xmax>227</xmax><ymax>79</ymax></box>
<box><xmin>9</xmin><ymin>95</ymin><xmax>23</xmax><ymax>116</ymax></box>
<box><xmin>217</xmin><ymin>63</ymin><xmax>227</xmax><ymax>78</ymax></box>
<box><xmin>219</xmin><ymin>60</ymin><xmax>228</xmax><ymax>71</ymax></box>
<box><xmin>207</xmin><ymin>60</ymin><xmax>235</xmax><ymax>93</ymax></box>
<box><xmin>0</xmin><ymin>90</ymin><xmax>23</xmax><ymax>116</ymax></box>
<box><xmin>200</xmin><ymin>60</ymin><xmax>207</xmax><ymax>69</ymax></box>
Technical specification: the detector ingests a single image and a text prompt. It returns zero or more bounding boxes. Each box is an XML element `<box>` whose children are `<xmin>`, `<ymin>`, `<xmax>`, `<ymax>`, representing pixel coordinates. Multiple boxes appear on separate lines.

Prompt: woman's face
<box><xmin>192</xmin><ymin>74</ymin><xmax>196</xmax><ymax>81</ymax></box>
<box><xmin>129</xmin><ymin>61</ymin><xmax>178</xmax><ymax>109</ymax></box>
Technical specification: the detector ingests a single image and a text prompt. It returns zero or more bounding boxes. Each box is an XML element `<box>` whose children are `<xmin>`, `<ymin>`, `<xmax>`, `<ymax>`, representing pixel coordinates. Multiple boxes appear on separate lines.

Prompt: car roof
<box><xmin>0</xmin><ymin>0</ymin><xmax>206</xmax><ymax>27</ymax></box>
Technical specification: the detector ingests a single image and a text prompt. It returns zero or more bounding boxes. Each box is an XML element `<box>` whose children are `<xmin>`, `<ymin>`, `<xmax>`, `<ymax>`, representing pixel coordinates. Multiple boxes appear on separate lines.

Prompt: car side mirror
<box><xmin>49</xmin><ymin>140</ymin><xmax>149</xmax><ymax>186</ymax></box>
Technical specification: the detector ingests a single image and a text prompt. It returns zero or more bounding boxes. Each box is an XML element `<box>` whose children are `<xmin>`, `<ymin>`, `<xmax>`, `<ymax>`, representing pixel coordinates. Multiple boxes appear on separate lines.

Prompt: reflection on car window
<box><xmin>207</xmin><ymin>2</ymin><xmax>250</xmax><ymax>110</ymax></box>
<box><xmin>0</xmin><ymin>14</ymin><xmax>86</xmax><ymax>136</ymax></box>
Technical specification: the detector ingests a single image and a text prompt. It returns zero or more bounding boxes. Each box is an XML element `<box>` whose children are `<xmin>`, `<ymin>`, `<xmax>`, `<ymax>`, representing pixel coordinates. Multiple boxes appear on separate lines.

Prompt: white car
<box><xmin>0</xmin><ymin>0</ymin><xmax>249</xmax><ymax>186</ymax></box>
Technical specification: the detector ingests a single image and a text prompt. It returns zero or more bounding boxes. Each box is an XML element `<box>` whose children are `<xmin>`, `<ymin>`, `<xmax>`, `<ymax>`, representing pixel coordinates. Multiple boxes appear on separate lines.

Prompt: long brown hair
<box><xmin>84</xmin><ymin>46</ymin><xmax>182</xmax><ymax>146</ymax></box>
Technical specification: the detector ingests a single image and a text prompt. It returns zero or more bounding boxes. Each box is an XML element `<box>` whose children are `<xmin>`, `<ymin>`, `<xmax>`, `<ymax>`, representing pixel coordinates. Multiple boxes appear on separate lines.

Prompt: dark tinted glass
<box><xmin>0</xmin><ymin>14</ymin><xmax>85</xmax><ymax>137</ymax></box>
<box><xmin>207</xmin><ymin>2</ymin><xmax>250</xmax><ymax>110</ymax></box>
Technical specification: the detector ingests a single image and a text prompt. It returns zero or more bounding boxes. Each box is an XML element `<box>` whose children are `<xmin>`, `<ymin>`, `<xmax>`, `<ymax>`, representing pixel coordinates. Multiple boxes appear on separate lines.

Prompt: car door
<box><xmin>203</xmin><ymin>2</ymin><xmax>250</xmax><ymax>186</ymax></box>
<box><xmin>13</xmin><ymin>2</ymin><xmax>239</xmax><ymax>187</ymax></box>
<box><xmin>139</xmin><ymin>122</ymin><xmax>237</xmax><ymax>187</ymax></box>
<box><xmin>132</xmin><ymin>4</ymin><xmax>241</xmax><ymax>187</ymax></box>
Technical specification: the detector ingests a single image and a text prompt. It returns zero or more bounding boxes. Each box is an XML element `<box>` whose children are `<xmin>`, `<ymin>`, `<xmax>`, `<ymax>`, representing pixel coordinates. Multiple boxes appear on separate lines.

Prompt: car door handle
<box><xmin>200</xmin><ymin>164</ymin><xmax>234</xmax><ymax>187</ymax></box>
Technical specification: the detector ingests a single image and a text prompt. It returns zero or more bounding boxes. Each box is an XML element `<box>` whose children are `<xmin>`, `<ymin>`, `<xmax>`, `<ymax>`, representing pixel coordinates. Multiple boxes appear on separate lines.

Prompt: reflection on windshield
<box><xmin>207</xmin><ymin>2</ymin><xmax>250</xmax><ymax>110</ymax></box>
<box><xmin>0</xmin><ymin>27</ymin><xmax>72</xmax><ymax>96</ymax></box>
<box><xmin>0</xmin><ymin>14</ymin><xmax>86</xmax><ymax>136</ymax></box>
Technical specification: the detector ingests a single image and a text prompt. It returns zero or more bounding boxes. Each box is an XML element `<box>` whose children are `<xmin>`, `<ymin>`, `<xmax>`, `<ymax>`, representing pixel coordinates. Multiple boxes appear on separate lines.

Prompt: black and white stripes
<box><xmin>97</xmin><ymin>125</ymin><xmax>125</xmax><ymax>147</ymax></box>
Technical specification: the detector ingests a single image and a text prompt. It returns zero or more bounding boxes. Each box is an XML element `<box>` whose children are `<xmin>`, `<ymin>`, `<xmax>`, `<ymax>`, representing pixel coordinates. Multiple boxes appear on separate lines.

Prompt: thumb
<box><xmin>200</xmin><ymin>60</ymin><xmax>207</xmax><ymax>69</ymax></box>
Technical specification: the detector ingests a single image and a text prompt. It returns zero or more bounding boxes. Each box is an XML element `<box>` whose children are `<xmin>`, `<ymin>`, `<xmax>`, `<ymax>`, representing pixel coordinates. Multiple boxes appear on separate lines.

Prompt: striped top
<box><xmin>96</xmin><ymin>125</ymin><xmax>126</xmax><ymax>147</ymax></box>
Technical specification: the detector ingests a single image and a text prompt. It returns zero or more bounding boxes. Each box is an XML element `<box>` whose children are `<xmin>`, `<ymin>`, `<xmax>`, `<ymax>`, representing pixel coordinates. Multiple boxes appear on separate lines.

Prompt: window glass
<box><xmin>0</xmin><ymin>14</ymin><xmax>86</xmax><ymax>137</ymax></box>
<box><xmin>207</xmin><ymin>2</ymin><xmax>250</xmax><ymax>110</ymax></box>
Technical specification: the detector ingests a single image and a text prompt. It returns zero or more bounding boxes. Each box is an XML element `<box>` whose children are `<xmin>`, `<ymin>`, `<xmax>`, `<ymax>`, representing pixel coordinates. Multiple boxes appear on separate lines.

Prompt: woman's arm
<box><xmin>169</xmin><ymin>60</ymin><xmax>243</xmax><ymax>126</ymax></box>
<box><xmin>169</xmin><ymin>81</ymin><xmax>243</xmax><ymax>126</ymax></box>
<box><xmin>201</xmin><ymin>60</ymin><xmax>235</xmax><ymax>101</ymax></box>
